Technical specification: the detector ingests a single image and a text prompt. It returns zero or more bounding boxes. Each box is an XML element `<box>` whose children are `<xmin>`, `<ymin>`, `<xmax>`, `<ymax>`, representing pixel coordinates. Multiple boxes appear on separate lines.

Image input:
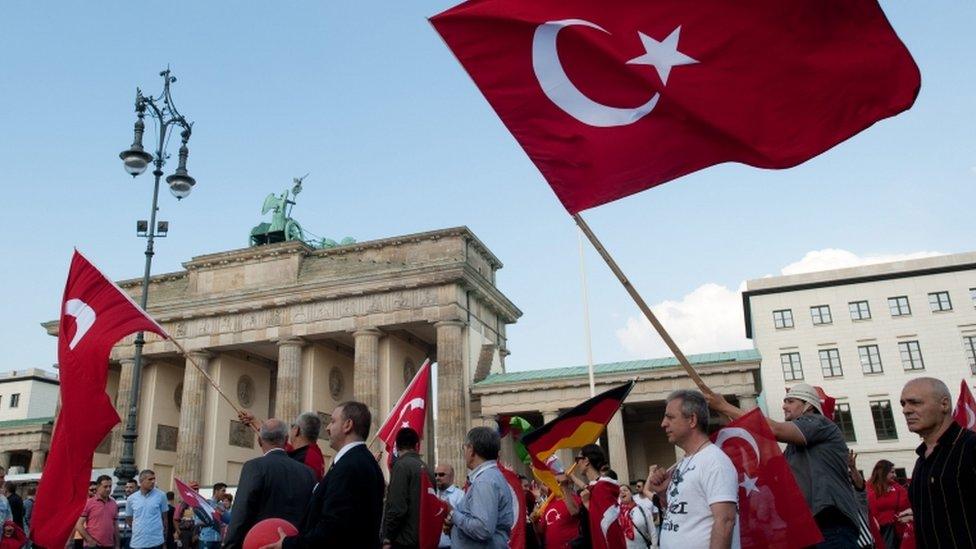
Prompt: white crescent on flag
<box><xmin>64</xmin><ymin>298</ymin><xmax>96</xmax><ymax>350</ymax></box>
<box><xmin>715</xmin><ymin>427</ymin><xmax>761</xmax><ymax>462</ymax></box>
<box><xmin>396</xmin><ymin>397</ymin><xmax>425</xmax><ymax>426</ymax></box>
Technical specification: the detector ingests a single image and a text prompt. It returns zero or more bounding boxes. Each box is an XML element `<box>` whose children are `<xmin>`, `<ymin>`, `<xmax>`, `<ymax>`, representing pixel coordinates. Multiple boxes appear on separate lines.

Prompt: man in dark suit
<box><xmin>223</xmin><ymin>418</ymin><xmax>316</xmax><ymax>549</ymax></box>
<box><xmin>279</xmin><ymin>400</ymin><xmax>385</xmax><ymax>549</ymax></box>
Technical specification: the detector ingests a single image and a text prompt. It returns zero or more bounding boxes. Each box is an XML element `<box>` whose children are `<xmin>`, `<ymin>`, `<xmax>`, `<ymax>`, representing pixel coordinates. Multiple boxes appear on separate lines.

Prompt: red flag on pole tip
<box><xmin>377</xmin><ymin>359</ymin><xmax>432</xmax><ymax>464</ymax></box>
<box><xmin>953</xmin><ymin>380</ymin><xmax>976</xmax><ymax>432</ymax></box>
<box><xmin>430</xmin><ymin>0</ymin><xmax>920</xmax><ymax>213</ymax></box>
<box><xmin>31</xmin><ymin>250</ymin><xmax>168</xmax><ymax>548</ymax></box>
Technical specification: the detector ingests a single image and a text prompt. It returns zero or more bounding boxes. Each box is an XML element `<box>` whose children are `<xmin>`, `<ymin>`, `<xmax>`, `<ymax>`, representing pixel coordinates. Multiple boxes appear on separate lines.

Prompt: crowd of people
<box><xmin>17</xmin><ymin>373</ymin><xmax>976</xmax><ymax>548</ymax></box>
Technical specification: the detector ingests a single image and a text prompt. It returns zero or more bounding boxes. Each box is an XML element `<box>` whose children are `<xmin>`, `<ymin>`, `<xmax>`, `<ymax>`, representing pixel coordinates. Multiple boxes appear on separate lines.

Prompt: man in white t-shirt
<box><xmin>647</xmin><ymin>389</ymin><xmax>739</xmax><ymax>549</ymax></box>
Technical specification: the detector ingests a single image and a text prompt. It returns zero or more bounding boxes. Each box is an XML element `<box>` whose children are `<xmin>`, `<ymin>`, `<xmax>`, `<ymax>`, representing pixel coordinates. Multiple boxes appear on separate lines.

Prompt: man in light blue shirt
<box><xmin>126</xmin><ymin>469</ymin><xmax>169</xmax><ymax>549</ymax></box>
<box><xmin>435</xmin><ymin>463</ymin><xmax>464</xmax><ymax>548</ymax></box>
<box><xmin>446</xmin><ymin>427</ymin><xmax>513</xmax><ymax>548</ymax></box>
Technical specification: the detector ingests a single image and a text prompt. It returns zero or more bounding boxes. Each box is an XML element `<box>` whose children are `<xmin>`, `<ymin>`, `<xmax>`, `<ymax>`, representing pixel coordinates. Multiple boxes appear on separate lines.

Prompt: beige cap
<box><xmin>786</xmin><ymin>383</ymin><xmax>823</xmax><ymax>415</ymax></box>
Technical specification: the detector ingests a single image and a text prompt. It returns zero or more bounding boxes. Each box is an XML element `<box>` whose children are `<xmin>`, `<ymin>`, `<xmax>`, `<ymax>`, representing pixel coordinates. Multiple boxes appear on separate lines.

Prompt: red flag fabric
<box><xmin>953</xmin><ymin>380</ymin><xmax>976</xmax><ymax>432</ymax></box>
<box><xmin>711</xmin><ymin>408</ymin><xmax>822</xmax><ymax>548</ymax></box>
<box><xmin>430</xmin><ymin>0</ymin><xmax>920</xmax><ymax>213</ymax></box>
<box><xmin>498</xmin><ymin>464</ymin><xmax>526</xmax><ymax>549</ymax></box>
<box><xmin>419</xmin><ymin>470</ymin><xmax>448</xmax><ymax>549</ymax></box>
<box><xmin>174</xmin><ymin>477</ymin><xmax>220</xmax><ymax>524</ymax></box>
<box><xmin>377</xmin><ymin>359</ymin><xmax>432</xmax><ymax>464</ymax></box>
<box><xmin>814</xmin><ymin>386</ymin><xmax>837</xmax><ymax>422</ymax></box>
<box><xmin>586</xmin><ymin>479</ymin><xmax>626</xmax><ymax>549</ymax></box>
<box><xmin>31</xmin><ymin>250</ymin><xmax>168</xmax><ymax>548</ymax></box>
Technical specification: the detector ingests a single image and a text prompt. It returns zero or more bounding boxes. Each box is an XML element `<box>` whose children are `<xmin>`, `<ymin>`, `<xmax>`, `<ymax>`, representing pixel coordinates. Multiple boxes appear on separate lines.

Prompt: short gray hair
<box><xmin>907</xmin><ymin>377</ymin><xmax>952</xmax><ymax>402</ymax></box>
<box><xmin>260</xmin><ymin>419</ymin><xmax>288</xmax><ymax>447</ymax></box>
<box><xmin>138</xmin><ymin>469</ymin><xmax>155</xmax><ymax>481</ymax></box>
<box><xmin>666</xmin><ymin>389</ymin><xmax>710</xmax><ymax>433</ymax></box>
<box><xmin>464</xmin><ymin>426</ymin><xmax>500</xmax><ymax>460</ymax></box>
<box><xmin>295</xmin><ymin>412</ymin><xmax>321</xmax><ymax>441</ymax></box>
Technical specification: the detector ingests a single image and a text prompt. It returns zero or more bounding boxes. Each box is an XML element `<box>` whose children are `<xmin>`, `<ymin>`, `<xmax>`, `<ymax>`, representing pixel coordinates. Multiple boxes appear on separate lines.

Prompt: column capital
<box><xmin>119</xmin><ymin>357</ymin><xmax>137</xmax><ymax>366</ymax></box>
<box><xmin>433</xmin><ymin>319</ymin><xmax>465</xmax><ymax>329</ymax></box>
<box><xmin>352</xmin><ymin>327</ymin><xmax>383</xmax><ymax>338</ymax></box>
<box><xmin>186</xmin><ymin>349</ymin><xmax>215</xmax><ymax>360</ymax></box>
<box><xmin>275</xmin><ymin>336</ymin><xmax>307</xmax><ymax>348</ymax></box>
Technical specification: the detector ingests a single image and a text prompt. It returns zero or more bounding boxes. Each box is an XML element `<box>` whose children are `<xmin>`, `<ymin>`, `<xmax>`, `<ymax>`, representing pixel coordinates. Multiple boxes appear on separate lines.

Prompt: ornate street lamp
<box><xmin>114</xmin><ymin>69</ymin><xmax>196</xmax><ymax>496</ymax></box>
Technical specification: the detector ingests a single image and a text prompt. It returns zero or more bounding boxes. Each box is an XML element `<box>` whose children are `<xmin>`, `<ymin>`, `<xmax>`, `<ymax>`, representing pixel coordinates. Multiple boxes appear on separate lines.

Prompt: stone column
<box><xmin>275</xmin><ymin>338</ymin><xmax>306</xmax><ymax>423</ymax></box>
<box><xmin>28</xmin><ymin>450</ymin><xmax>46</xmax><ymax>473</ymax></box>
<box><xmin>607</xmin><ymin>409</ymin><xmax>630</xmax><ymax>483</ymax></box>
<box><xmin>542</xmin><ymin>410</ymin><xmax>575</xmax><ymax>473</ymax></box>
<box><xmin>353</xmin><ymin>328</ymin><xmax>382</xmax><ymax>445</ymax></box>
<box><xmin>174</xmin><ymin>351</ymin><xmax>213</xmax><ymax>485</ymax></box>
<box><xmin>737</xmin><ymin>394</ymin><xmax>759</xmax><ymax>411</ymax></box>
<box><xmin>435</xmin><ymin>320</ymin><xmax>466</xmax><ymax>480</ymax></box>
<box><xmin>110</xmin><ymin>358</ymin><xmax>136</xmax><ymax>463</ymax></box>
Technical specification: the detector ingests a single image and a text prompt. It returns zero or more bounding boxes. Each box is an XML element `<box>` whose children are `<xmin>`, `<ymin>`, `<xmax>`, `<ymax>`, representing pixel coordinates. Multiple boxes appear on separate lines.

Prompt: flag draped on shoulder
<box><xmin>711</xmin><ymin>408</ymin><xmax>822</xmax><ymax>548</ymax></box>
<box><xmin>31</xmin><ymin>250</ymin><xmax>168</xmax><ymax>548</ymax></box>
<box><xmin>499</xmin><ymin>464</ymin><xmax>527</xmax><ymax>549</ymax></box>
<box><xmin>419</xmin><ymin>469</ymin><xmax>448</xmax><ymax>549</ymax></box>
<box><xmin>521</xmin><ymin>381</ymin><xmax>633</xmax><ymax>495</ymax></box>
<box><xmin>954</xmin><ymin>379</ymin><xmax>976</xmax><ymax>432</ymax></box>
<box><xmin>587</xmin><ymin>478</ymin><xmax>625</xmax><ymax>549</ymax></box>
<box><xmin>430</xmin><ymin>0</ymin><xmax>920</xmax><ymax>213</ymax></box>
<box><xmin>377</xmin><ymin>359</ymin><xmax>432</xmax><ymax>464</ymax></box>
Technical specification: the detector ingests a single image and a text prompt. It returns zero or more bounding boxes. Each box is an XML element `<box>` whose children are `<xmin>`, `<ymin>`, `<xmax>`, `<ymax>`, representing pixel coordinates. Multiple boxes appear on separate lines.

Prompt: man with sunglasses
<box><xmin>434</xmin><ymin>464</ymin><xmax>463</xmax><ymax>548</ymax></box>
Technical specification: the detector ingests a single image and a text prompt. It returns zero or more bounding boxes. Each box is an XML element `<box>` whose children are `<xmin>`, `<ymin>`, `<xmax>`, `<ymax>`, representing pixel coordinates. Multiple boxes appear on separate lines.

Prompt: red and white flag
<box><xmin>585</xmin><ymin>478</ymin><xmax>625</xmax><ymax>549</ymax></box>
<box><xmin>431</xmin><ymin>0</ymin><xmax>919</xmax><ymax>213</ymax></box>
<box><xmin>174</xmin><ymin>477</ymin><xmax>220</xmax><ymax>525</ymax></box>
<box><xmin>31</xmin><ymin>250</ymin><xmax>168</xmax><ymax>548</ymax></box>
<box><xmin>712</xmin><ymin>408</ymin><xmax>822</xmax><ymax>548</ymax></box>
<box><xmin>499</xmin><ymin>464</ymin><xmax>527</xmax><ymax>549</ymax></box>
<box><xmin>953</xmin><ymin>380</ymin><xmax>976</xmax><ymax>432</ymax></box>
<box><xmin>419</xmin><ymin>470</ymin><xmax>449</xmax><ymax>549</ymax></box>
<box><xmin>814</xmin><ymin>386</ymin><xmax>837</xmax><ymax>422</ymax></box>
<box><xmin>377</xmin><ymin>359</ymin><xmax>432</xmax><ymax>463</ymax></box>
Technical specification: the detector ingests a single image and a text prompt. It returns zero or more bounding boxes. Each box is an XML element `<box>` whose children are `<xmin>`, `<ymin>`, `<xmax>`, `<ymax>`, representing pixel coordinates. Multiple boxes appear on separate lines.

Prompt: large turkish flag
<box><xmin>31</xmin><ymin>251</ymin><xmax>168</xmax><ymax>548</ymax></box>
<box><xmin>431</xmin><ymin>0</ymin><xmax>920</xmax><ymax>213</ymax></box>
<box><xmin>377</xmin><ymin>358</ymin><xmax>431</xmax><ymax>465</ymax></box>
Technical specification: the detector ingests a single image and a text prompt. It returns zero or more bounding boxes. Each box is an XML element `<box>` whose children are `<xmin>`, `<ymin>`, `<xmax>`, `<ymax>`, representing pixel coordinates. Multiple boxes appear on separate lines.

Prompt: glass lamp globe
<box><xmin>166</xmin><ymin>173</ymin><xmax>195</xmax><ymax>200</ymax></box>
<box><xmin>119</xmin><ymin>149</ymin><xmax>153</xmax><ymax>177</ymax></box>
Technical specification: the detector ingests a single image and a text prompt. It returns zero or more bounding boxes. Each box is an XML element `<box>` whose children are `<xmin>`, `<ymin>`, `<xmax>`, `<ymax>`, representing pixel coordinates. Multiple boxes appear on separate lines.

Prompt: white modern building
<box><xmin>0</xmin><ymin>368</ymin><xmax>60</xmax><ymax>473</ymax></box>
<box><xmin>743</xmin><ymin>252</ymin><xmax>976</xmax><ymax>475</ymax></box>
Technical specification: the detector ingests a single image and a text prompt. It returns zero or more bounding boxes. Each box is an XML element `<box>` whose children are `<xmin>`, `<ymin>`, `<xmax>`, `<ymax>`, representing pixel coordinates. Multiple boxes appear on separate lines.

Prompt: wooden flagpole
<box><xmin>169</xmin><ymin>338</ymin><xmax>260</xmax><ymax>433</ymax></box>
<box><xmin>572</xmin><ymin>213</ymin><xmax>709</xmax><ymax>393</ymax></box>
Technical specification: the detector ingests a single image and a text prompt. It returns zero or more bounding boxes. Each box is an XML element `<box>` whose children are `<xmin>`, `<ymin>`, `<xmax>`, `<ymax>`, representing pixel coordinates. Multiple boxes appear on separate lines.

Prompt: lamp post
<box><xmin>114</xmin><ymin>69</ymin><xmax>196</xmax><ymax>495</ymax></box>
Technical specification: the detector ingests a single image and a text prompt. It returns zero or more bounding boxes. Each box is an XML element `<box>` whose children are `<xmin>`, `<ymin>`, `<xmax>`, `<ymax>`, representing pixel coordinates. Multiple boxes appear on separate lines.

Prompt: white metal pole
<box><xmin>578</xmin><ymin>229</ymin><xmax>596</xmax><ymax>398</ymax></box>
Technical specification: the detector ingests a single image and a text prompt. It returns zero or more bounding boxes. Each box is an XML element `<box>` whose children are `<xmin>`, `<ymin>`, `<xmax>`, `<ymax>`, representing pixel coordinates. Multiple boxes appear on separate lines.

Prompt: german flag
<box><xmin>521</xmin><ymin>381</ymin><xmax>634</xmax><ymax>496</ymax></box>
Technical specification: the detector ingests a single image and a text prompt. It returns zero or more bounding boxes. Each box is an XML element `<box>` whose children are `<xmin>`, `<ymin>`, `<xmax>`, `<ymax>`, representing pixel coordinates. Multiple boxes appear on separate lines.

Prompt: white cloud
<box><xmin>615</xmin><ymin>248</ymin><xmax>944</xmax><ymax>359</ymax></box>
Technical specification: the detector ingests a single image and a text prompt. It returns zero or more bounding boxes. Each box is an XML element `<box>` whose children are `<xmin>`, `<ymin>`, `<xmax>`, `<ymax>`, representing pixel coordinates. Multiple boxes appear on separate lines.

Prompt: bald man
<box><xmin>901</xmin><ymin>377</ymin><xmax>976</xmax><ymax>548</ymax></box>
<box><xmin>223</xmin><ymin>419</ymin><xmax>316</xmax><ymax>549</ymax></box>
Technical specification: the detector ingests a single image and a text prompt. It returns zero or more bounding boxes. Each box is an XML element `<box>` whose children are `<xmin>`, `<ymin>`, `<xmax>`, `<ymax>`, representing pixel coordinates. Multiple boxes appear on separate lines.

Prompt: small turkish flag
<box><xmin>431</xmin><ymin>0</ymin><xmax>920</xmax><ymax>213</ymax></box>
<box><xmin>31</xmin><ymin>250</ymin><xmax>168</xmax><ymax>549</ymax></box>
<box><xmin>713</xmin><ymin>408</ymin><xmax>822</xmax><ymax>548</ymax></box>
<box><xmin>377</xmin><ymin>359</ymin><xmax>432</xmax><ymax>464</ymax></box>
<box><xmin>814</xmin><ymin>386</ymin><xmax>836</xmax><ymax>422</ymax></box>
<box><xmin>174</xmin><ymin>477</ymin><xmax>220</xmax><ymax>525</ymax></box>
<box><xmin>953</xmin><ymin>380</ymin><xmax>976</xmax><ymax>432</ymax></box>
<box><xmin>419</xmin><ymin>469</ymin><xmax>448</xmax><ymax>549</ymax></box>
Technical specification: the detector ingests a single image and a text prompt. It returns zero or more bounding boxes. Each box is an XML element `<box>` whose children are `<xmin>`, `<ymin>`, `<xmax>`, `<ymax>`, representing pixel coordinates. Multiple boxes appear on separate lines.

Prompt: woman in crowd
<box><xmin>618</xmin><ymin>485</ymin><xmax>657</xmax><ymax>549</ymax></box>
<box><xmin>867</xmin><ymin>460</ymin><xmax>910</xmax><ymax>549</ymax></box>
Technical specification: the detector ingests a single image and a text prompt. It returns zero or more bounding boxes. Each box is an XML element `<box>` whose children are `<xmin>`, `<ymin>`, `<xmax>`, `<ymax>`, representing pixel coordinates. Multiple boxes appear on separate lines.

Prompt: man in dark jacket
<box><xmin>222</xmin><ymin>418</ymin><xmax>316</xmax><ymax>549</ymax></box>
<box><xmin>383</xmin><ymin>428</ymin><xmax>431</xmax><ymax>549</ymax></box>
<box><xmin>280</xmin><ymin>401</ymin><xmax>385</xmax><ymax>549</ymax></box>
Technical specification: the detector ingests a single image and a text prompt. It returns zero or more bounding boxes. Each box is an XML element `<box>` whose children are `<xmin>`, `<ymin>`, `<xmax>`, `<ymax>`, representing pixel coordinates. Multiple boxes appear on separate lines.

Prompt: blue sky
<box><xmin>1</xmin><ymin>2</ymin><xmax>973</xmax><ymax>374</ymax></box>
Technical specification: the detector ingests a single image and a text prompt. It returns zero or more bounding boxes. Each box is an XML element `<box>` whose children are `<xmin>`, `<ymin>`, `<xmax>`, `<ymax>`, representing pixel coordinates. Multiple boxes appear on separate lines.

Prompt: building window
<box><xmin>834</xmin><ymin>403</ymin><xmax>856</xmax><ymax>442</ymax></box>
<box><xmin>965</xmin><ymin>335</ymin><xmax>976</xmax><ymax>375</ymax></box>
<box><xmin>858</xmin><ymin>345</ymin><xmax>884</xmax><ymax>374</ymax></box>
<box><xmin>781</xmin><ymin>352</ymin><xmax>803</xmax><ymax>381</ymax></box>
<box><xmin>870</xmin><ymin>400</ymin><xmax>898</xmax><ymax>440</ymax></box>
<box><xmin>819</xmin><ymin>348</ymin><xmax>843</xmax><ymax>377</ymax></box>
<box><xmin>849</xmin><ymin>301</ymin><xmax>871</xmax><ymax>320</ymax></box>
<box><xmin>888</xmin><ymin>296</ymin><xmax>911</xmax><ymax>317</ymax></box>
<box><xmin>970</xmin><ymin>288</ymin><xmax>976</xmax><ymax>307</ymax></box>
<box><xmin>9</xmin><ymin>394</ymin><xmax>19</xmax><ymax>408</ymax></box>
<box><xmin>899</xmin><ymin>341</ymin><xmax>925</xmax><ymax>371</ymax></box>
<box><xmin>810</xmin><ymin>305</ymin><xmax>832</xmax><ymax>325</ymax></box>
<box><xmin>773</xmin><ymin>309</ymin><xmax>794</xmax><ymax>329</ymax></box>
<box><xmin>928</xmin><ymin>291</ymin><xmax>952</xmax><ymax>312</ymax></box>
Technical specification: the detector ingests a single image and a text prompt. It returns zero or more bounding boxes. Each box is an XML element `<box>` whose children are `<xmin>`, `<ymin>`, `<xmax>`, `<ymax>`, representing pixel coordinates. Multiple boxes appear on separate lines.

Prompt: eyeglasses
<box><xmin>574</xmin><ymin>456</ymin><xmax>585</xmax><ymax>462</ymax></box>
<box><xmin>434</xmin><ymin>472</ymin><xmax>447</xmax><ymax>477</ymax></box>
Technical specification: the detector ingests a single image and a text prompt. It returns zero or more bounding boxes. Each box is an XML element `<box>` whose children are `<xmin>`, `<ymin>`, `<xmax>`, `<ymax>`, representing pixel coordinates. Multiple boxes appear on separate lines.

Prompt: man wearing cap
<box><xmin>707</xmin><ymin>383</ymin><xmax>861</xmax><ymax>547</ymax></box>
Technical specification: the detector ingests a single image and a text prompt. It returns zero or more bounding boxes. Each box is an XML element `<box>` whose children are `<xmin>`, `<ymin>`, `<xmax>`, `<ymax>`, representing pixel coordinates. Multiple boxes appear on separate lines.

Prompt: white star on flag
<box><xmin>626</xmin><ymin>26</ymin><xmax>698</xmax><ymax>85</ymax></box>
<box><xmin>739</xmin><ymin>474</ymin><xmax>759</xmax><ymax>495</ymax></box>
